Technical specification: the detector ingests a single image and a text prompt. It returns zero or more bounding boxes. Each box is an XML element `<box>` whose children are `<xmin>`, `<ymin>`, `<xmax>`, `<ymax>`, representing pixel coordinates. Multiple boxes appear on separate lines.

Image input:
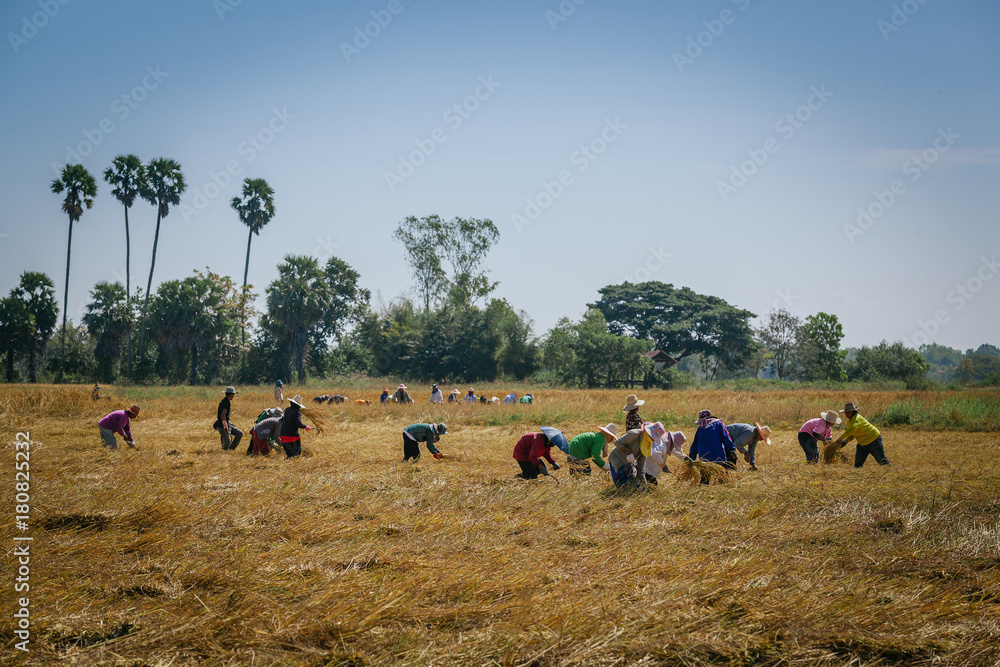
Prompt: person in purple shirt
<box><xmin>98</xmin><ymin>405</ymin><xmax>140</xmax><ymax>450</ymax></box>
<box><xmin>797</xmin><ymin>410</ymin><xmax>841</xmax><ymax>463</ymax></box>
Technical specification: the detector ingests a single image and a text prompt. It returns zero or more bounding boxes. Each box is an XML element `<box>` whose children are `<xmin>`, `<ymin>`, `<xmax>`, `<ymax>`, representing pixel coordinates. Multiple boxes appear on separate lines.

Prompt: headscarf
<box><xmin>696</xmin><ymin>409</ymin><xmax>720</xmax><ymax>429</ymax></box>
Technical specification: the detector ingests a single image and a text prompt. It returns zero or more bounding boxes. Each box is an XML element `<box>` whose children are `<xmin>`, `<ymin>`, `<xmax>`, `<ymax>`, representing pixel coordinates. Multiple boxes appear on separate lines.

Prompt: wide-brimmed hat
<box><xmin>288</xmin><ymin>395</ymin><xmax>305</xmax><ymax>408</ymax></box>
<box><xmin>597</xmin><ymin>423</ymin><xmax>619</xmax><ymax>440</ymax></box>
<box><xmin>821</xmin><ymin>410</ymin><xmax>842</xmax><ymax>425</ymax></box>
<box><xmin>698</xmin><ymin>409</ymin><xmax>712</xmax><ymax>421</ymax></box>
<box><xmin>840</xmin><ymin>402</ymin><xmax>860</xmax><ymax>413</ymax></box>
<box><xmin>669</xmin><ymin>431</ymin><xmax>687</xmax><ymax>448</ymax></box>
<box><xmin>224</xmin><ymin>386</ymin><xmax>238</xmax><ymax>395</ymax></box>
<box><xmin>432</xmin><ymin>384</ymin><xmax>438</xmax><ymax>390</ymax></box>
<box><xmin>540</xmin><ymin>426</ymin><xmax>569</xmax><ymax>454</ymax></box>
<box><xmin>622</xmin><ymin>394</ymin><xmax>645</xmax><ymax>411</ymax></box>
<box><xmin>755</xmin><ymin>423</ymin><xmax>773</xmax><ymax>445</ymax></box>
<box><xmin>397</xmin><ymin>384</ymin><xmax>407</xmax><ymax>390</ymax></box>
<box><xmin>450</xmin><ymin>388</ymin><xmax>460</xmax><ymax>394</ymax></box>
<box><xmin>645</xmin><ymin>421</ymin><xmax>666</xmax><ymax>441</ymax></box>
<box><xmin>127</xmin><ymin>404</ymin><xmax>140</xmax><ymax>416</ymax></box>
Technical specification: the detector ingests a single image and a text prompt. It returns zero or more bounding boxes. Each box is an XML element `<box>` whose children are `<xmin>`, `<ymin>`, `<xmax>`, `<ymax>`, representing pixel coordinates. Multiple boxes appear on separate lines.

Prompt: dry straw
<box><xmin>677</xmin><ymin>459</ymin><xmax>734</xmax><ymax>485</ymax></box>
<box><xmin>298</xmin><ymin>407</ymin><xmax>328</xmax><ymax>435</ymax></box>
<box><xmin>822</xmin><ymin>440</ymin><xmax>845</xmax><ymax>464</ymax></box>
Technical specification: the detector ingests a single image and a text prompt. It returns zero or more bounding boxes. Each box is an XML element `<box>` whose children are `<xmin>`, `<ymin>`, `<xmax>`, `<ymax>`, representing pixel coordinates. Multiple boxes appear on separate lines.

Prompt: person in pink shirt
<box><xmin>98</xmin><ymin>405</ymin><xmax>140</xmax><ymax>450</ymax></box>
<box><xmin>797</xmin><ymin>410</ymin><xmax>840</xmax><ymax>463</ymax></box>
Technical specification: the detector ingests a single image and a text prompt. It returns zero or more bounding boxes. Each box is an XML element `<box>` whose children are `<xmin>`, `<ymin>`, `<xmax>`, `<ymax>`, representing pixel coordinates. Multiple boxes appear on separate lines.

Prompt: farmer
<box><xmin>644</xmin><ymin>427</ymin><xmax>689</xmax><ymax>484</ymax></box>
<box><xmin>277</xmin><ymin>395</ymin><xmax>312</xmax><ymax>458</ymax></box>
<box><xmin>513</xmin><ymin>431</ymin><xmax>560</xmax><ymax>480</ymax></box>
<box><xmin>255</xmin><ymin>407</ymin><xmax>283</xmax><ymax>424</ymax></box>
<box><xmin>274</xmin><ymin>380</ymin><xmax>283</xmax><ymax>404</ymax></box>
<box><xmin>503</xmin><ymin>392</ymin><xmax>517</xmax><ymax>404</ymax></box>
<box><xmin>312</xmin><ymin>395</ymin><xmax>330</xmax><ymax>404</ymax></box>
<box><xmin>248</xmin><ymin>415</ymin><xmax>281</xmax><ymax>456</ymax></box>
<box><xmin>380</xmin><ymin>387</ymin><xmax>390</xmax><ymax>404</ymax></box>
<box><xmin>566</xmin><ymin>423</ymin><xmax>617</xmax><ymax>476</ymax></box>
<box><xmin>98</xmin><ymin>405</ymin><xmax>139</xmax><ymax>450</ymax></box>
<box><xmin>402</xmin><ymin>422</ymin><xmax>447</xmax><ymax>461</ymax></box>
<box><xmin>354</xmin><ymin>398</ymin><xmax>371</xmax><ymax>405</ymax></box>
<box><xmin>607</xmin><ymin>426</ymin><xmax>649</xmax><ymax>489</ymax></box>
<box><xmin>519</xmin><ymin>393</ymin><xmax>533</xmax><ymax>404</ymax></box>
<box><xmin>215</xmin><ymin>387</ymin><xmax>243</xmax><ymax>451</ymax></box>
<box><xmin>725</xmin><ymin>422</ymin><xmax>772</xmax><ymax>471</ymax></box>
<box><xmin>797</xmin><ymin>410</ymin><xmax>841</xmax><ymax>464</ymax></box>
<box><xmin>392</xmin><ymin>384</ymin><xmax>413</xmax><ymax>403</ymax></box>
<box><xmin>833</xmin><ymin>402</ymin><xmax>891</xmax><ymax>467</ymax></box>
<box><xmin>91</xmin><ymin>383</ymin><xmax>102</xmax><ymax>401</ymax></box>
<box><xmin>448</xmin><ymin>388</ymin><xmax>461</xmax><ymax>403</ymax></box>
<box><xmin>330</xmin><ymin>395</ymin><xmax>347</xmax><ymax>404</ymax></box>
<box><xmin>688</xmin><ymin>410</ymin><xmax>736</xmax><ymax>467</ymax></box>
<box><xmin>622</xmin><ymin>394</ymin><xmax>645</xmax><ymax>431</ymax></box>
<box><xmin>430</xmin><ymin>384</ymin><xmax>444</xmax><ymax>404</ymax></box>
<box><xmin>466</xmin><ymin>388</ymin><xmax>478</xmax><ymax>403</ymax></box>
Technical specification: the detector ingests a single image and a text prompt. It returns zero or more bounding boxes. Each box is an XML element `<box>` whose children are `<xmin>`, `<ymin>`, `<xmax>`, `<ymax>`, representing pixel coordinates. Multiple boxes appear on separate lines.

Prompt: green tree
<box><xmin>231</xmin><ymin>177</ymin><xmax>276</xmax><ymax>346</ymax></box>
<box><xmin>540</xmin><ymin>318</ymin><xmax>578</xmax><ymax>385</ymax></box>
<box><xmin>440</xmin><ymin>216</ymin><xmax>499</xmax><ymax>306</ymax></box>
<box><xmin>12</xmin><ymin>272</ymin><xmax>59</xmax><ymax>383</ymax></box>
<box><xmin>958</xmin><ymin>353</ymin><xmax>1000</xmax><ymax>385</ymax></box>
<box><xmin>393</xmin><ymin>215</ymin><xmax>448</xmax><ymax>312</ymax></box>
<box><xmin>541</xmin><ymin>309</ymin><xmax>650</xmax><ymax>388</ymax></box>
<box><xmin>83</xmin><ymin>281</ymin><xmax>131</xmax><ymax>382</ymax></box>
<box><xmin>757</xmin><ymin>308</ymin><xmax>801</xmax><ymax>379</ymax></box>
<box><xmin>796</xmin><ymin>312</ymin><xmax>845</xmax><ymax>381</ymax></box>
<box><xmin>0</xmin><ymin>294</ymin><xmax>31</xmax><ymax>382</ymax></box>
<box><xmin>51</xmin><ymin>163</ymin><xmax>97</xmax><ymax>382</ymax></box>
<box><xmin>265</xmin><ymin>255</ymin><xmax>332</xmax><ymax>382</ymax></box>
<box><xmin>137</xmin><ymin>157</ymin><xmax>187</xmax><ymax>368</ymax></box>
<box><xmin>919</xmin><ymin>343</ymin><xmax>963</xmax><ymax>383</ymax></box>
<box><xmin>104</xmin><ymin>154</ymin><xmax>147</xmax><ymax>377</ymax></box>
<box><xmin>845</xmin><ymin>341</ymin><xmax>930</xmax><ymax>388</ymax></box>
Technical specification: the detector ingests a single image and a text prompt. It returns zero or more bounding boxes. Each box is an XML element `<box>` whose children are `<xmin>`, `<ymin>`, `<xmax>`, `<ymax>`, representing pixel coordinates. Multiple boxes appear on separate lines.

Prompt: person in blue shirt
<box><xmin>689</xmin><ymin>409</ymin><xmax>736</xmax><ymax>468</ymax></box>
<box><xmin>379</xmin><ymin>387</ymin><xmax>390</xmax><ymax>404</ymax></box>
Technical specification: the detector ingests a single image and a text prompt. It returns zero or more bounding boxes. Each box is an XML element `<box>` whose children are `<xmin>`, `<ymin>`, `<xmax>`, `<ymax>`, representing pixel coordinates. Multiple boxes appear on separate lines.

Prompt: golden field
<box><xmin>2</xmin><ymin>385</ymin><xmax>1000</xmax><ymax>666</ymax></box>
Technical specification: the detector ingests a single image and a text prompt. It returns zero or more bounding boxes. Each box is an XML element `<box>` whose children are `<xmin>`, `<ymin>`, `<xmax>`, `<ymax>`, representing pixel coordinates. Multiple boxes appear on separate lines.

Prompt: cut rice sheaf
<box><xmin>677</xmin><ymin>459</ymin><xmax>734</xmax><ymax>485</ymax></box>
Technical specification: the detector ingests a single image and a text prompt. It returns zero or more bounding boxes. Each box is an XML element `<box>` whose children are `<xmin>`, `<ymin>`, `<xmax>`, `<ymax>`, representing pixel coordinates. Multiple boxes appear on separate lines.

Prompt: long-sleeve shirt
<box><xmin>430</xmin><ymin>390</ymin><xmax>443</xmax><ymax>404</ymax></box>
<box><xmin>278</xmin><ymin>407</ymin><xmax>308</xmax><ymax>440</ymax></box>
<box><xmin>253</xmin><ymin>417</ymin><xmax>281</xmax><ymax>439</ymax></box>
<box><xmin>98</xmin><ymin>410</ymin><xmax>134</xmax><ymax>441</ymax></box>
<box><xmin>274</xmin><ymin>386</ymin><xmax>283</xmax><ymax>403</ymax></box>
<box><xmin>608</xmin><ymin>428</ymin><xmax>645</xmax><ymax>476</ymax></box>
<box><xmin>837</xmin><ymin>413</ymin><xmax>880</xmax><ymax>447</ymax></box>
<box><xmin>625</xmin><ymin>409</ymin><xmax>643</xmax><ymax>431</ymax></box>
<box><xmin>567</xmin><ymin>432</ymin><xmax>607</xmax><ymax>468</ymax></box>
<box><xmin>513</xmin><ymin>433</ymin><xmax>556</xmax><ymax>466</ymax></box>
<box><xmin>689</xmin><ymin>420</ymin><xmax>734</xmax><ymax>463</ymax></box>
<box><xmin>644</xmin><ymin>432</ymin><xmax>688</xmax><ymax>478</ymax></box>
<box><xmin>799</xmin><ymin>418</ymin><xmax>832</xmax><ymax>441</ymax></box>
<box><xmin>725</xmin><ymin>423</ymin><xmax>757</xmax><ymax>454</ymax></box>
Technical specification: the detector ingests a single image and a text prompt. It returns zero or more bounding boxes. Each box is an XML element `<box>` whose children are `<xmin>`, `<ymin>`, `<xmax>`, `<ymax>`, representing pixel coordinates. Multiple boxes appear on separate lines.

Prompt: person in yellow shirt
<box><xmin>834</xmin><ymin>402</ymin><xmax>890</xmax><ymax>468</ymax></box>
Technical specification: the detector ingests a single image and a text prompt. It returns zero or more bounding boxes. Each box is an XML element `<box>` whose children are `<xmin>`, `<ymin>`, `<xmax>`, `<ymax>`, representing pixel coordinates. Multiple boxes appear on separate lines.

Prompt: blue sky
<box><xmin>2</xmin><ymin>0</ymin><xmax>998</xmax><ymax>352</ymax></box>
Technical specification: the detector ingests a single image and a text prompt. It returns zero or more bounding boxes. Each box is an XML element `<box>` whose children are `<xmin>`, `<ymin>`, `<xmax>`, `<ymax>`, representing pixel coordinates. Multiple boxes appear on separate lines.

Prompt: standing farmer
<box><xmin>797</xmin><ymin>410</ymin><xmax>841</xmax><ymax>464</ymax></box>
<box><xmin>622</xmin><ymin>394</ymin><xmax>645</xmax><ymax>431</ymax></box>
<box><xmin>274</xmin><ymin>380</ymin><xmax>283</xmax><ymax>404</ymax></box>
<box><xmin>402</xmin><ymin>423</ymin><xmax>447</xmax><ymax>461</ymax></box>
<box><xmin>215</xmin><ymin>387</ymin><xmax>243</xmax><ymax>451</ymax></box>
<box><xmin>833</xmin><ymin>402</ymin><xmax>891</xmax><ymax>467</ymax></box>
<box><xmin>98</xmin><ymin>405</ymin><xmax>139</xmax><ymax>450</ymax></box>
<box><xmin>278</xmin><ymin>395</ymin><xmax>312</xmax><ymax>458</ymax></box>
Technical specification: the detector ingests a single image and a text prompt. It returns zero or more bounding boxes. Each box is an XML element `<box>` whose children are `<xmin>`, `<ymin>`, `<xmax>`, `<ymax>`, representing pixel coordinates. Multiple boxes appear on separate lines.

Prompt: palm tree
<box><xmin>137</xmin><ymin>158</ymin><xmax>186</xmax><ymax>368</ymax></box>
<box><xmin>82</xmin><ymin>281</ymin><xmax>130</xmax><ymax>382</ymax></box>
<box><xmin>103</xmin><ymin>154</ymin><xmax>146</xmax><ymax>378</ymax></box>
<box><xmin>230</xmin><ymin>177</ymin><xmax>275</xmax><ymax>346</ymax></box>
<box><xmin>265</xmin><ymin>255</ymin><xmax>331</xmax><ymax>382</ymax></box>
<box><xmin>13</xmin><ymin>272</ymin><xmax>58</xmax><ymax>383</ymax></box>
<box><xmin>51</xmin><ymin>164</ymin><xmax>97</xmax><ymax>382</ymax></box>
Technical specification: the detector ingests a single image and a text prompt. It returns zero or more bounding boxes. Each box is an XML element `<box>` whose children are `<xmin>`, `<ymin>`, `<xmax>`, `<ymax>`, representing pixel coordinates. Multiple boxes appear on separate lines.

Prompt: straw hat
<box><xmin>597</xmin><ymin>423</ymin><xmax>619</xmax><ymax>440</ymax></box>
<box><xmin>840</xmin><ymin>402</ymin><xmax>860</xmax><ymax>413</ymax></box>
<box><xmin>755</xmin><ymin>423</ymin><xmax>773</xmax><ymax>445</ymax></box>
<box><xmin>224</xmin><ymin>386</ymin><xmax>238</xmax><ymax>395</ymax></box>
<box><xmin>821</xmin><ymin>410</ymin><xmax>842</xmax><ymax>425</ymax></box>
<box><xmin>397</xmin><ymin>384</ymin><xmax>407</xmax><ymax>390</ymax></box>
<box><xmin>288</xmin><ymin>395</ymin><xmax>305</xmax><ymax>408</ymax></box>
<box><xmin>622</xmin><ymin>394</ymin><xmax>645</xmax><ymax>411</ymax></box>
<box><xmin>668</xmin><ymin>431</ymin><xmax>687</xmax><ymax>448</ymax></box>
<box><xmin>127</xmin><ymin>404</ymin><xmax>140</xmax><ymax>416</ymax></box>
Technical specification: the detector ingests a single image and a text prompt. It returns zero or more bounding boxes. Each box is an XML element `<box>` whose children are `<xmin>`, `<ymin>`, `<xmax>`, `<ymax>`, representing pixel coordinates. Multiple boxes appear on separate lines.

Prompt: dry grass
<box><xmin>2</xmin><ymin>385</ymin><xmax>1000</xmax><ymax>666</ymax></box>
<box><xmin>822</xmin><ymin>440</ymin><xmax>846</xmax><ymax>465</ymax></box>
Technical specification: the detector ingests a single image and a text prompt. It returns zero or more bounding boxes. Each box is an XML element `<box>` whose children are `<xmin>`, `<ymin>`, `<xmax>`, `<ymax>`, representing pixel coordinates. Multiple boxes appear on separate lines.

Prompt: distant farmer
<box><xmin>725</xmin><ymin>422</ymin><xmax>772</xmax><ymax>471</ymax></box>
<box><xmin>566</xmin><ymin>423</ymin><xmax>618</xmax><ymax>476</ymax></box>
<box><xmin>274</xmin><ymin>380</ymin><xmax>283</xmax><ymax>405</ymax></box>
<box><xmin>466</xmin><ymin>388</ymin><xmax>478</xmax><ymax>403</ymax></box>
<box><xmin>797</xmin><ymin>410</ymin><xmax>841</xmax><ymax>464</ymax></box>
<box><xmin>833</xmin><ymin>402</ymin><xmax>891</xmax><ymax>468</ymax></box>
<box><xmin>248</xmin><ymin>415</ymin><xmax>280</xmax><ymax>456</ymax></box>
<box><xmin>608</xmin><ymin>426</ymin><xmax>649</xmax><ymax>489</ymax></box>
<box><xmin>277</xmin><ymin>395</ymin><xmax>312</xmax><ymax>458</ymax></box>
<box><xmin>479</xmin><ymin>395</ymin><xmax>488</xmax><ymax>404</ymax></box>
<box><xmin>430</xmin><ymin>384</ymin><xmax>444</xmax><ymax>404</ymax></box>
<box><xmin>392</xmin><ymin>384</ymin><xmax>413</xmax><ymax>404</ymax></box>
<box><xmin>504</xmin><ymin>392</ymin><xmax>517</xmax><ymax>404</ymax></box>
<box><xmin>380</xmin><ymin>387</ymin><xmax>390</xmax><ymax>404</ymax></box>
<box><xmin>448</xmin><ymin>388</ymin><xmax>461</xmax><ymax>403</ymax></box>
<box><xmin>402</xmin><ymin>423</ymin><xmax>447</xmax><ymax>461</ymax></box>
<box><xmin>312</xmin><ymin>395</ymin><xmax>330</xmax><ymax>404</ymax></box>
<box><xmin>354</xmin><ymin>398</ymin><xmax>371</xmax><ymax>405</ymax></box>
<box><xmin>513</xmin><ymin>431</ymin><xmax>560</xmax><ymax>480</ymax></box>
<box><xmin>330</xmin><ymin>395</ymin><xmax>347</xmax><ymax>404</ymax></box>
<box><xmin>91</xmin><ymin>383</ymin><xmax>103</xmax><ymax>401</ymax></box>
<box><xmin>644</xmin><ymin>427</ymin><xmax>689</xmax><ymax>484</ymax></box>
<box><xmin>98</xmin><ymin>405</ymin><xmax>139</xmax><ymax>450</ymax></box>
<box><xmin>519</xmin><ymin>393</ymin><xmax>533</xmax><ymax>404</ymax></box>
<box><xmin>689</xmin><ymin>409</ymin><xmax>735</xmax><ymax>467</ymax></box>
<box><xmin>622</xmin><ymin>394</ymin><xmax>645</xmax><ymax>431</ymax></box>
<box><xmin>215</xmin><ymin>387</ymin><xmax>243</xmax><ymax>451</ymax></box>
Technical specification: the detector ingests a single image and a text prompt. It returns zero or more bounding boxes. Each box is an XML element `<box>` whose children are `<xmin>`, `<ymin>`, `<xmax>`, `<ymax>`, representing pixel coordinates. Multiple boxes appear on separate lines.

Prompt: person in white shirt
<box><xmin>643</xmin><ymin>422</ymin><xmax>689</xmax><ymax>485</ymax></box>
<box><xmin>430</xmin><ymin>384</ymin><xmax>444</xmax><ymax>404</ymax></box>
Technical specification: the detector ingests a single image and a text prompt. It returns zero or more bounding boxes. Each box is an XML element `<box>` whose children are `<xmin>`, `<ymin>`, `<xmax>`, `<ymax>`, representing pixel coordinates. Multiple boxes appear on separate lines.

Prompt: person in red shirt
<box><xmin>512</xmin><ymin>431</ymin><xmax>561</xmax><ymax>479</ymax></box>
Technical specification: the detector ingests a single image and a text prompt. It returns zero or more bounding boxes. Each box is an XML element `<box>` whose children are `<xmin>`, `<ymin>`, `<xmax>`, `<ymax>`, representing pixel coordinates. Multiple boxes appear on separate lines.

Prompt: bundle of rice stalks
<box><xmin>677</xmin><ymin>459</ymin><xmax>734</xmax><ymax>485</ymax></box>
<box><xmin>822</xmin><ymin>440</ymin><xmax>845</xmax><ymax>464</ymax></box>
<box><xmin>298</xmin><ymin>408</ymin><xmax>328</xmax><ymax>435</ymax></box>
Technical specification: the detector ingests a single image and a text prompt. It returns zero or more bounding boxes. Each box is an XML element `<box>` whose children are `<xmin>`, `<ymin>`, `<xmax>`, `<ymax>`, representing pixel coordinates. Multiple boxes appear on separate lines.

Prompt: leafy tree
<box><xmin>757</xmin><ymin>308</ymin><xmax>801</xmax><ymax>379</ymax></box>
<box><xmin>83</xmin><ymin>281</ymin><xmax>130</xmax><ymax>382</ymax></box>
<box><xmin>104</xmin><ymin>154</ymin><xmax>147</xmax><ymax>377</ymax></box>
<box><xmin>845</xmin><ymin>341</ymin><xmax>930</xmax><ymax>388</ymax></box>
<box><xmin>796</xmin><ymin>312</ymin><xmax>845</xmax><ymax>381</ymax></box>
<box><xmin>494</xmin><ymin>303</ymin><xmax>539</xmax><ymax>380</ymax></box>
<box><xmin>265</xmin><ymin>255</ymin><xmax>332</xmax><ymax>382</ymax></box>
<box><xmin>958</xmin><ymin>353</ymin><xmax>1000</xmax><ymax>385</ymax></box>
<box><xmin>540</xmin><ymin>318</ymin><xmax>578</xmax><ymax>385</ymax></box>
<box><xmin>12</xmin><ymin>272</ymin><xmax>59</xmax><ymax>383</ymax></box>
<box><xmin>51</xmin><ymin>163</ymin><xmax>97</xmax><ymax>382</ymax></box>
<box><xmin>47</xmin><ymin>324</ymin><xmax>94</xmax><ymax>381</ymax></box>
<box><xmin>137</xmin><ymin>157</ymin><xmax>186</xmax><ymax>368</ymax></box>
<box><xmin>0</xmin><ymin>294</ymin><xmax>31</xmax><ymax>382</ymax></box>
<box><xmin>971</xmin><ymin>343</ymin><xmax>1000</xmax><ymax>359</ymax></box>
<box><xmin>393</xmin><ymin>215</ymin><xmax>447</xmax><ymax>312</ymax></box>
<box><xmin>231</xmin><ymin>177</ymin><xmax>276</xmax><ymax>345</ymax></box>
<box><xmin>540</xmin><ymin>309</ymin><xmax>650</xmax><ymax>388</ymax></box>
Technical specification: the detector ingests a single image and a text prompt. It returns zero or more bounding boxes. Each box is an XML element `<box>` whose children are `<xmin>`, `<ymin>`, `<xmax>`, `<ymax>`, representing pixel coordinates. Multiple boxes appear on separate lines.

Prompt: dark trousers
<box><xmin>280</xmin><ymin>438</ymin><xmax>301</xmax><ymax>459</ymax></box>
<box><xmin>218</xmin><ymin>424</ymin><xmax>243</xmax><ymax>451</ymax></box>
<box><xmin>403</xmin><ymin>434</ymin><xmax>421</xmax><ymax>461</ymax></box>
<box><xmin>516</xmin><ymin>459</ymin><xmax>543</xmax><ymax>479</ymax></box>
<box><xmin>855</xmin><ymin>436</ymin><xmax>890</xmax><ymax>467</ymax></box>
<box><xmin>798</xmin><ymin>432</ymin><xmax>819</xmax><ymax>463</ymax></box>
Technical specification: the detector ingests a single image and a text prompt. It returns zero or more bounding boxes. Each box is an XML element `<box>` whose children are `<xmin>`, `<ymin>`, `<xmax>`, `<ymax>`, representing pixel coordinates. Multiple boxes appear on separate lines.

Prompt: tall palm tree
<box><xmin>230</xmin><ymin>177</ymin><xmax>275</xmax><ymax>346</ymax></box>
<box><xmin>137</xmin><ymin>157</ymin><xmax>186</xmax><ymax>365</ymax></box>
<box><xmin>103</xmin><ymin>154</ymin><xmax>146</xmax><ymax>378</ymax></box>
<box><xmin>265</xmin><ymin>255</ymin><xmax>331</xmax><ymax>382</ymax></box>
<box><xmin>51</xmin><ymin>164</ymin><xmax>97</xmax><ymax>382</ymax></box>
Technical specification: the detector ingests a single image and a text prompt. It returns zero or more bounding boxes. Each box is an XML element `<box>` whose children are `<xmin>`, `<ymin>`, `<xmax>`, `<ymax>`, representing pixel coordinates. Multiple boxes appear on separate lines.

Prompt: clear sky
<box><xmin>2</xmin><ymin>0</ymin><xmax>998</xmax><ymax>352</ymax></box>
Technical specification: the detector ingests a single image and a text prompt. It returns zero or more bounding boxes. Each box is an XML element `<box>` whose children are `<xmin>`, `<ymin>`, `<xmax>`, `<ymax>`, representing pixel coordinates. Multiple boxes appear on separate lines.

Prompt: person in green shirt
<box><xmin>402</xmin><ymin>423</ymin><xmax>447</xmax><ymax>461</ymax></box>
<box><xmin>834</xmin><ymin>402</ymin><xmax>890</xmax><ymax>467</ymax></box>
<box><xmin>519</xmin><ymin>393</ymin><xmax>534</xmax><ymax>404</ymax></box>
<box><xmin>566</xmin><ymin>424</ymin><xmax>618</xmax><ymax>475</ymax></box>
